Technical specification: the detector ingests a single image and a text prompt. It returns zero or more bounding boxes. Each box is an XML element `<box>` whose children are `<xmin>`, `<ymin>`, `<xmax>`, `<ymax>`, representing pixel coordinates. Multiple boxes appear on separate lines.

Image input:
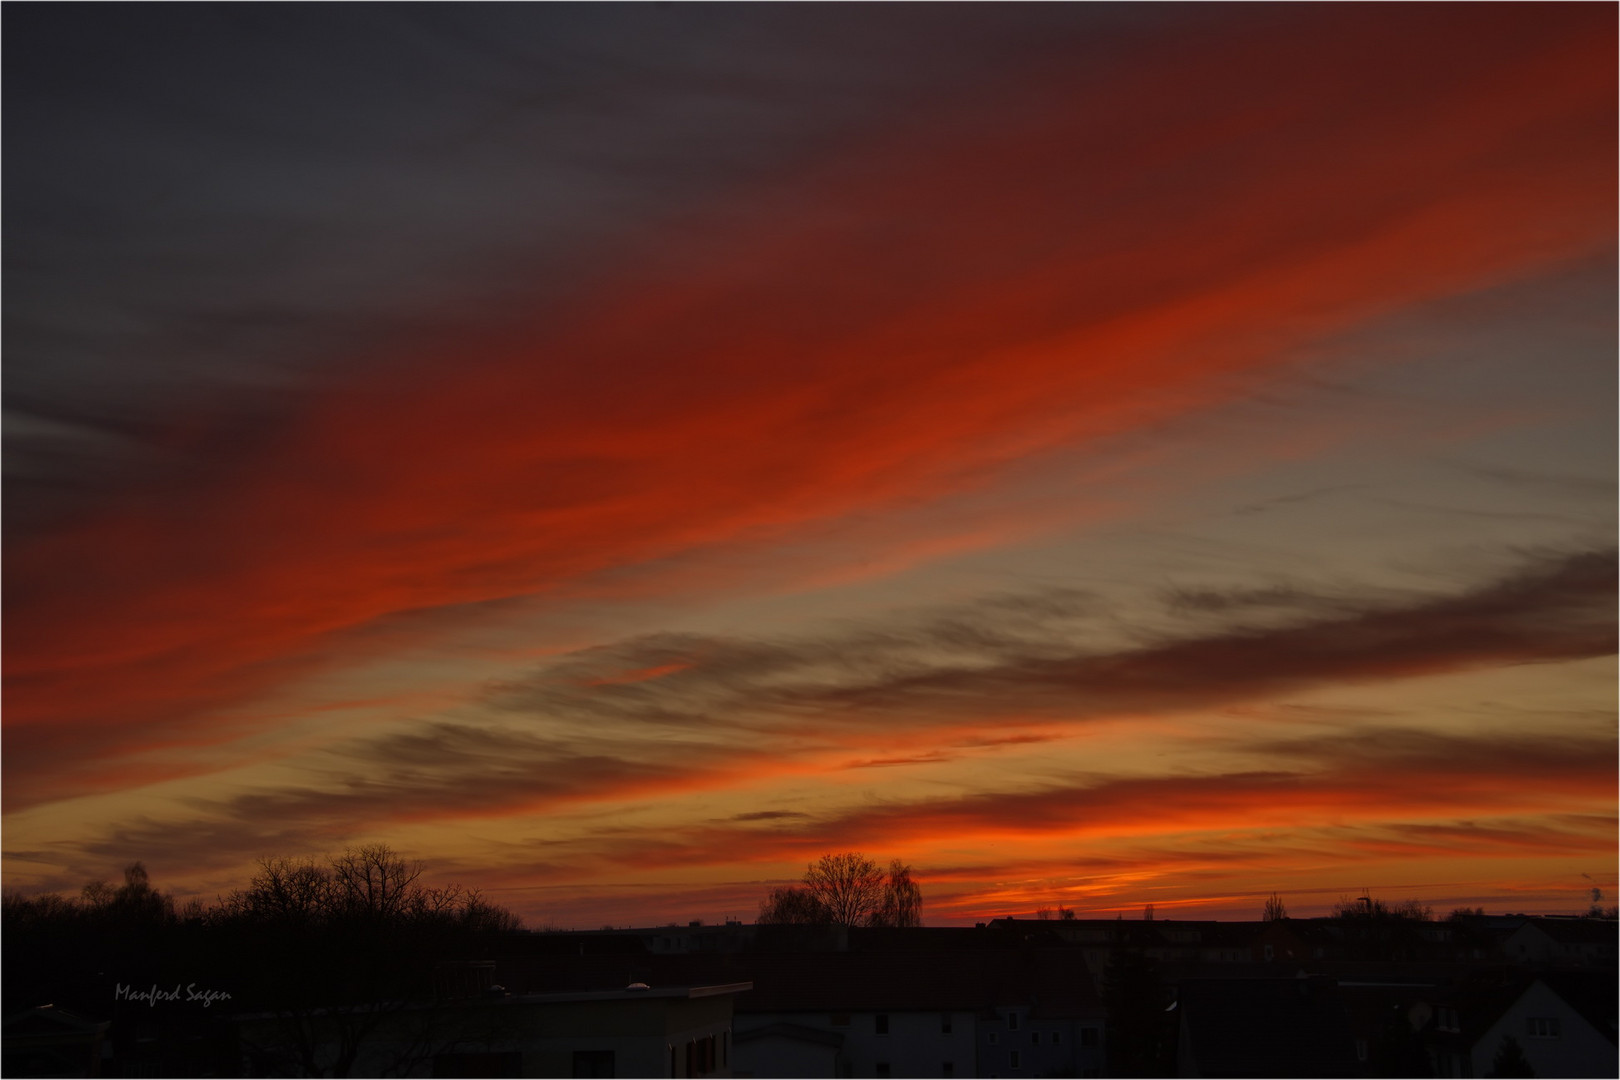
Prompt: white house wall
<box><xmin>1470</xmin><ymin>981</ymin><xmax>1615</xmax><ymax>1080</ymax></box>
<box><xmin>737</xmin><ymin>1010</ymin><xmax>978</xmax><ymax>1078</ymax></box>
<box><xmin>732</xmin><ymin>1032</ymin><xmax>841</xmax><ymax>1078</ymax></box>
<box><xmin>977</xmin><ymin>1007</ymin><xmax>1102</xmax><ymax>1079</ymax></box>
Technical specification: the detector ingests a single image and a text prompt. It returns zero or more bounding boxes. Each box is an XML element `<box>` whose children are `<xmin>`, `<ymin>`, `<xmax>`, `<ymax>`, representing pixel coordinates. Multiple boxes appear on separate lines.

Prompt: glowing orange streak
<box><xmin>5</xmin><ymin>7</ymin><xmax>1614</xmax><ymax>811</ymax></box>
<box><xmin>581</xmin><ymin>662</ymin><xmax>693</xmax><ymax>687</ymax></box>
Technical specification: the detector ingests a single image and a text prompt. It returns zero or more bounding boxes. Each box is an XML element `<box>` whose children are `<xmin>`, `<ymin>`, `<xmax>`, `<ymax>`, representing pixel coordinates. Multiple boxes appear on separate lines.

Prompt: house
<box><xmin>732</xmin><ymin>1022</ymin><xmax>843</xmax><ymax>1078</ymax></box>
<box><xmin>1423</xmin><ymin>974</ymin><xmax>1617</xmax><ymax>1079</ymax></box>
<box><xmin>977</xmin><ymin>1000</ymin><xmax>1103</xmax><ymax>1080</ymax></box>
<box><xmin>1500</xmin><ymin>918</ymin><xmax>1618</xmax><ymax>968</ymax></box>
<box><xmin>973</xmin><ymin>950</ymin><xmax>1105</xmax><ymax>1079</ymax></box>
<box><xmin>730</xmin><ymin>953</ymin><xmax>983</xmax><ymax>1078</ymax></box>
<box><xmin>729</xmin><ymin>948</ymin><xmax>1105</xmax><ymax>1078</ymax></box>
<box><xmin>2</xmin><ymin>1005</ymin><xmax>109</xmax><ymax>1079</ymax></box>
<box><xmin>235</xmin><ymin>981</ymin><xmax>752</xmax><ymax>1078</ymax></box>
<box><xmin>1334</xmin><ymin>976</ymin><xmax>1446</xmax><ymax>1077</ymax></box>
<box><xmin>982</xmin><ymin>917</ymin><xmax>1333</xmax><ymax>980</ymax></box>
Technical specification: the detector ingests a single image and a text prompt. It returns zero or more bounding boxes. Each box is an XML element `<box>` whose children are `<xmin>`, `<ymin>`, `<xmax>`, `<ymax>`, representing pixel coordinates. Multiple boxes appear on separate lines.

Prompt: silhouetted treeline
<box><xmin>4</xmin><ymin>847</ymin><xmax>524</xmax><ymax>1077</ymax></box>
<box><xmin>756</xmin><ymin>852</ymin><xmax>922</xmax><ymax>927</ymax></box>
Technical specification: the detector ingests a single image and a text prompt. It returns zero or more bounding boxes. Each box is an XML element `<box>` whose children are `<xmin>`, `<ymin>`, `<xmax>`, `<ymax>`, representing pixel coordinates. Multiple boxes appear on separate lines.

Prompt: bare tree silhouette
<box><xmin>757</xmin><ymin>852</ymin><xmax>923</xmax><ymax>927</ymax></box>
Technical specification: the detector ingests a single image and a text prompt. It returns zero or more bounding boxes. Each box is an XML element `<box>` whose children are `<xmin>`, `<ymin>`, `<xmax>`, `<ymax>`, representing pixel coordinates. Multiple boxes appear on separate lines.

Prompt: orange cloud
<box><xmin>5</xmin><ymin>5</ymin><xmax>1614</xmax><ymax>817</ymax></box>
<box><xmin>582</xmin><ymin>662</ymin><xmax>694</xmax><ymax>688</ymax></box>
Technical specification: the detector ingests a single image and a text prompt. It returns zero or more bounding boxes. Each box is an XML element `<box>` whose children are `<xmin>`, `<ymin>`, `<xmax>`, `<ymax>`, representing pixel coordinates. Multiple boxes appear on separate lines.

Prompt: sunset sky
<box><xmin>5</xmin><ymin>4</ymin><xmax>1615</xmax><ymax>928</ymax></box>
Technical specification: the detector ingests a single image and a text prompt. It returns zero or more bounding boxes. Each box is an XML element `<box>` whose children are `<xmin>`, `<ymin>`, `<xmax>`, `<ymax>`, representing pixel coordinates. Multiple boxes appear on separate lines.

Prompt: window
<box><xmin>1527</xmin><ymin>1017</ymin><xmax>1561</xmax><ymax>1039</ymax></box>
<box><xmin>1010</xmin><ymin>1050</ymin><xmax>1021</xmax><ymax>1069</ymax></box>
<box><xmin>989</xmin><ymin>1032</ymin><xmax>1000</xmax><ymax>1045</ymax></box>
<box><xmin>941</xmin><ymin>1014</ymin><xmax>953</xmax><ymax>1035</ymax></box>
<box><xmin>1355</xmin><ymin>1039</ymin><xmax>1369</xmax><ymax>1062</ymax></box>
<box><xmin>1263</xmin><ymin>944</ymin><xmax>1275</xmax><ymax>960</ymax></box>
<box><xmin>1008</xmin><ymin>1012</ymin><xmax>1021</xmax><ymax>1031</ymax></box>
<box><xmin>1031</xmin><ymin>1032</ymin><xmax>1040</xmax><ymax>1046</ymax></box>
<box><xmin>1052</xmin><ymin>1031</ymin><xmax>1061</xmax><ymax>1045</ymax></box>
<box><xmin>685</xmin><ymin>1037</ymin><xmax>716</xmax><ymax>1078</ymax></box>
<box><xmin>571</xmin><ymin>1051</ymin><xmax>615</xmax><ymax>1079</ymax></box>
<box><xmin>831</xmin><ymin>1013</ymin><xmax>851</xmax><ymax>1027</ymax></box>
<box><xmin>876</xmin><ymin>1014</ymin><xmax>890</xmax><ymax>1036</ymax></box>
<box><xmin>1079</xmin><ymin>1027</ymin><xmax>1099</xmax><ymax>1048</ymax></box>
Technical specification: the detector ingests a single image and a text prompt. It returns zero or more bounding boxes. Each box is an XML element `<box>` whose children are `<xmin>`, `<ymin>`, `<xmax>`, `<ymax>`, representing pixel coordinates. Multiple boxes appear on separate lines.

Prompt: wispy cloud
<box><xmin>4</xmin><ymin>5</ymin><xmax>1613</xmax><ymax>924</ymax></box>
<box><xmin>6</xmin><ymin>6</ymin><xmax>1612</xmax><ymax>814</ymax></box>
<box><xmin>483</xmin><ymin>547</ymin><xmax>1614</xmax><ymax>737</ymax></box>
<box><xmin>25</xmin><ymin>548</ymin><xmax>1611</xmax><ymax>887</ymax></box>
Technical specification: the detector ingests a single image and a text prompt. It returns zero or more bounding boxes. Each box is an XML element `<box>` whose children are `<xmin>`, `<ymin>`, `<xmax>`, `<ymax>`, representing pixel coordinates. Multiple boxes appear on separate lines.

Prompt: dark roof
<box><xmin>1335</xmin><ymin>980</ymin><xmax>1436</xmax><ymax>1038</ymax></box>
<box><xmin>1428</xmin><ymin>973</ymin><xmax>1534</xmax><ymax>1048</ymax></box>
<box><xmin>1177</xmin><ymin>977</ymin><xmax>1360</xmax><ymax>1078</ymax></box>
<box><xmin>1</xmin><ymin>1005</ymin><xmax>109</xmax><ymax>1036</ymax></box>
<box><xmin>736</xmin><ymin>949</ymin><xmax>1102</xmax><ymax>1017</ymax></box>
<box><xmin>1518</xmin><ymin>918</ymin><xmax>1620</xmax><ymax>945</ymax></box>
<box><xmin>494</xmin><ymin>947</ymin><xmax>1103</xmax><ymax>1016</ymax></box>
<box><xmin>985</xmin><ymin>918</ymin><xmax>1270</xmax><ymax>948</ymax></box>
<box><xmin>728</xmin><ymin>953</ymin><xmax>988</xmax><ymax>1012</ymax></box>
<box><xmin>1276</xmin><ymin>921</ymin><xmax>1345</xmax><ymax>944</ymax></box>
<box><xmin>734</xmin><ymin>1022</ymin><xmax>844</xmax><ymax>1049</ymax></box>
<box><xmin>1195</xmin><ymin>921</ymin><xmax>1270</xmax><ymax>947</ymax></box>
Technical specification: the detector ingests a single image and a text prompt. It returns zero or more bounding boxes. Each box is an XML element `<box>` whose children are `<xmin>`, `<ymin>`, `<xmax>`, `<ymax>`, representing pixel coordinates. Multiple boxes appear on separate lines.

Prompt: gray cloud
<box><xmin>39</xmin><ymin>546</ymin><xmax>1607</xmax><ymax>882</ymax></box>
<box><xmin>1231</xmin><ymin>484</ymin><xmax>1365</xmax><ymax>517</ymax></box>
<box><xmin>1163</xmin><ymin>583</ymin><xmax>1331</xmax><ymax>614</ymax></box>
<box><xmin>30</xmin><ymin>723</ymin><xmax>738</xmax><ymax>884</ymax></box>
<box><xmin>4</xmin><ymin>4</ymin><xmax>1166</xmax><ymax>534</ymax></box>
<box><xmin>451</xmin><ymin>723</ymin><xmax>1618</xmax><ymax>882</ymax></box>
<box><xmin>1449</xmin><ymin>461</ymin><xmax>1615</xmax><ymax>502</ymax></box>
<box><xmin>24</xmin><ymin>698</ymin><xmax>1613</xmax><ymax>896</ymax></box>
<box><xmin>486</xmin><ymin>546</ymin><xmax>1615</xmax><ymax>733</ymax></box>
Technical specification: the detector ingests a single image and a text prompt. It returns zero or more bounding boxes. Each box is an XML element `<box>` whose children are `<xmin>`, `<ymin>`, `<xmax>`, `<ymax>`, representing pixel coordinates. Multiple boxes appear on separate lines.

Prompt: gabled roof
<box><xmin>1425</xmin><ymin>975</ymin><xmax>1526</xmax><ymax>1048</ymax></box>
<box><xmin>734</xmin><ymin>1021</ymin><xmax>844</xmax><ymax>1049</ymax></box>
<box><xmin>1537</xmin><ymin>971</ymin><xmax>1619</xmax><ymax>1046</ymax></box>
<box><xmin>1514</xmin><ymin>918</ymin><xmax>1619</xmax><ymax>945</ymax></box>
<box><xmin>2</xmin><ymin>1004</ymin><xmax>109</xmax><ymax>1037</ymax></box>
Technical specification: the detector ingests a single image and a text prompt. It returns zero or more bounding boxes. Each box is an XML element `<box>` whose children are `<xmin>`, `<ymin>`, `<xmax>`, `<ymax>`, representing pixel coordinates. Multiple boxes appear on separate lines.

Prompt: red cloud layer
<box><xmin>5</xmin><ymin>6</ymin><xmax>1615</xmax><ymax>807</ymax></box>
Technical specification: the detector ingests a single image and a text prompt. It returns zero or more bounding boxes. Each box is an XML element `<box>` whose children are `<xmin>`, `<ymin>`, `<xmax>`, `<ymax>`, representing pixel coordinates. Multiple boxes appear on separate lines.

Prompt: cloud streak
<box><xmin>479</xmin><ymin>547</ymin><xmax>1612</xmax><ymax>736</ymax></box>
<box><xmin>4</xmin><ymin>5</ymin><xmax>1613</xmax><ymax>924</ymax></box>
<box><xmin>6</xmin><ymin>6</ymin><xmax>1614</xmax><ymax>813</ymax></box>
<box><xmin>22</xmin><ymin>548</ymin><xmax>1610</xmax><ymax>890</ymax></box>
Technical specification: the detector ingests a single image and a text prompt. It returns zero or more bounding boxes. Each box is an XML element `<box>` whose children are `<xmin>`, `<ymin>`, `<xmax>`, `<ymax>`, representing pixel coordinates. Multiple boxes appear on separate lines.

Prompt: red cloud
<box><xmin>5</xmin><ymin>5</ymin><xmax>1614</xmax><ymax>811</ymax></box>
